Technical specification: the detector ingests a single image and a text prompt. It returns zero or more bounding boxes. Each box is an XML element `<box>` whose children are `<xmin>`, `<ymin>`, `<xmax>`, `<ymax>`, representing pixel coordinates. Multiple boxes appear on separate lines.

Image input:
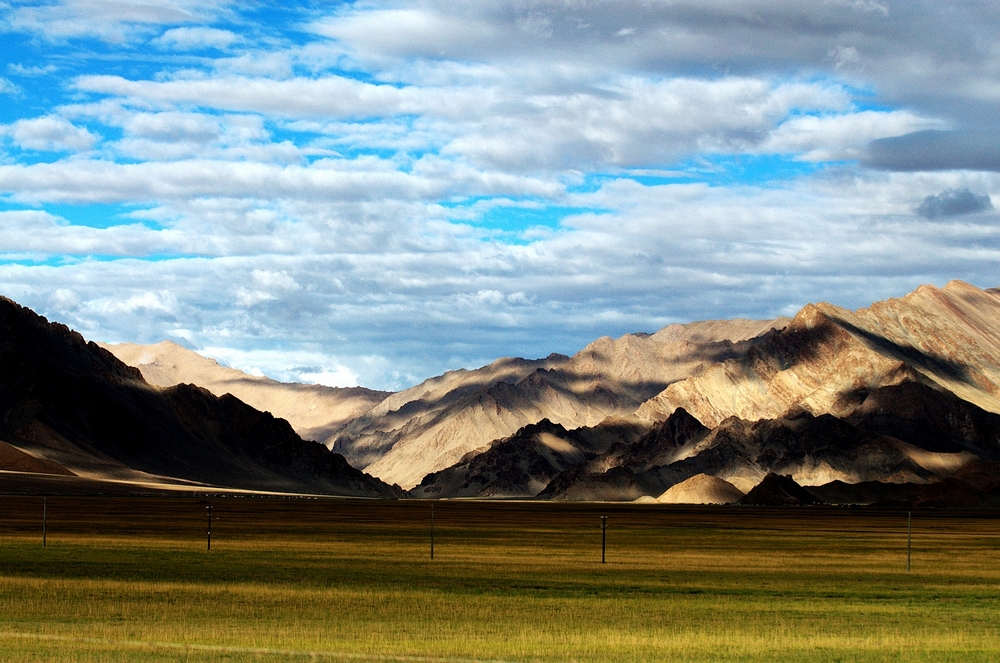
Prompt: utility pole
<box><xmin>42</xmin><ymin>496</ymin><xmax>47</xmax><ymax>547</ymax></box>
<box><xmin>430</xmin><ymin>502</ymin><xmax>435</xmax><ymax>560</ymax></box>
<box><xmin>206</xmin><ymin>504</ymin><xmax>213</xmax><ymax>551</ymax></box>
<box><xmin>907</xmin><ymin>511</ymin><xmax>912</xmax><ymax>573</ymax></box>
<box><xmin>601</xmin><ymin>515</ymin><xmax>607</xmax><ymax>564</ymax></box>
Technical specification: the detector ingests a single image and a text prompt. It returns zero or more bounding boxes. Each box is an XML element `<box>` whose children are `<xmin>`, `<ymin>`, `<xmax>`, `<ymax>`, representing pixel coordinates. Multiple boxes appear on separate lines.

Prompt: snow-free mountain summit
<box><xmin>7</xmin><ymin>281</ymin><xmax>1000</xmax><ymax>505</ymax></box>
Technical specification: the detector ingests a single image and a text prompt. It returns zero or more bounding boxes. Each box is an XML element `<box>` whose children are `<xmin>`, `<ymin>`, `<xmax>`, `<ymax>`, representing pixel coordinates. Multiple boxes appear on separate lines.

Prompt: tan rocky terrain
<box><xmin>654</xmin><ymin>473</ymin><xmax>744</xmax><ymax>504</ymax></box>
<box><xmin>334</xmin><ymin>317</ymin><xmax>789</xmax><ymax>489</ymax></box>
<box><xmin>51</xmin><ymin>279</ymin><xmax>1000</xmax><ymax>505</ymax></box>
<box><xmin>100</xmin><ymin>341</ymin><xmax>389</xmax><ymax>444</ymax></box>
<box><xmin>638</xmin><ymin>281</ymin><xmax>1000</xmax><ymax>426</ymax></box>
<box><xmin>418</xmin><ymin>281</ymin><xmax>1000</xmax><ymax>502</ymax></box>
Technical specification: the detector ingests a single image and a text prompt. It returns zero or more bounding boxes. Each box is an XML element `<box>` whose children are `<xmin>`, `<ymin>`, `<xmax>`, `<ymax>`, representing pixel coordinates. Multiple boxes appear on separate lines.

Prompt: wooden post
<box><xmin>42</xmin><ymin>496</ymin><xmax>47</xmax><ymax>548</ymax></box>
<box><xmin>906</xmin><ymin>511</ymin><xmax>911</xmax><ymax>572</ymax></box>
<box><xmin>601</xmin><ymin>515</ymin><xmax>607</xmax><ymax>564</ymax></box>
<box><xmin>430</xmin><ymin>502</ymin><xmax>435</xmax><ymax>560</ymax></box>
<box><xmin>206</xmin><ymin>505</ymin><xmax>213</xmax><ymax>551</ymax></box>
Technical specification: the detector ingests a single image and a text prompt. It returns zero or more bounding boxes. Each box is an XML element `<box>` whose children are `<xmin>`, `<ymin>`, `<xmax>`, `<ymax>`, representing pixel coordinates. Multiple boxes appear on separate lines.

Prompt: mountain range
<box><xmin>4</xmin><ymin>280</ymin><xmax>1000</xmax><ymax>505</ymax></box>
<box><xmin>0</xmin><ymin>297</ymin><xmax>401</xmax><ymax>497</ymax></box>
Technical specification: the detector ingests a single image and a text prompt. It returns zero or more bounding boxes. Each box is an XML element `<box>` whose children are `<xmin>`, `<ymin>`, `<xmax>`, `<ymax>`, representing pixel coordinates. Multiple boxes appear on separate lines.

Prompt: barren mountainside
<box><xmin>0</xmin><ymin>298</ymin><xmax>402</xmax><ymax>497</ymax></box>
<box><xmin>638</xmin><ymin>281</ymin><xmax>1000</xmax><ymax>426</ymax></box>
<box><xmin>410</xmin><ymin>281</ymin><xmax>1000</xmax><ymax>503</ymax></box>
<box><xmin>18</xmin><ymin>279</ymin><xmax>1000</xmax><ymax>506</ymax></box>
<box><xmin>334</xmin><ymin>316</ymin><xmax>789</xmax><ymax>488</ymax></box>
<box><xmin>100</xmin><ymin>340</ymin><xmax>390</xmax><ymax>444</ymax></box>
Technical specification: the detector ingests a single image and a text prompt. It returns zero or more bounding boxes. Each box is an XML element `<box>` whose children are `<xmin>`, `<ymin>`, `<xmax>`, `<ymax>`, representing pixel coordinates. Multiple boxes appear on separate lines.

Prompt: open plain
<box><xmin>0</xmin><ymin>497</ymin><xmax>998</xmax><ymax>662</ymax></box>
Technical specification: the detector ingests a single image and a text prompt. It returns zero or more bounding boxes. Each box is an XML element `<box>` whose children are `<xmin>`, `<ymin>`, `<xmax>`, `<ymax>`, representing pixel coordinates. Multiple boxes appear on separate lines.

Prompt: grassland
<box><xmin>0</xmin><ymin>495</ymin><xmax>998</xmax><ymax>662</ymax></box>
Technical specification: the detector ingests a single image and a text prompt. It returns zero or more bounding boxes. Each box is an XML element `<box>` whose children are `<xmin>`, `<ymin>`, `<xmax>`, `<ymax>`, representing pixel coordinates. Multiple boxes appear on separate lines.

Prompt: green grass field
<box><xmin>0</xmin><ymin>496</ymin><xmax>998</xmax><ymax>662</ymax></box>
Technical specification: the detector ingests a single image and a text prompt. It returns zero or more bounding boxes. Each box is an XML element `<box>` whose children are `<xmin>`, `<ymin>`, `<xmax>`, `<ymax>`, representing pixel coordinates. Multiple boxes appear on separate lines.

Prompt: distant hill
<box><xmin>0</xmin><ymin>297</ymin><xmax>402</xmax><ymax>498</ymax></box>
<box><xmin>99</xmin><ymin>340</ymin><xmax>390</xmax><ymax>445</ymax></box>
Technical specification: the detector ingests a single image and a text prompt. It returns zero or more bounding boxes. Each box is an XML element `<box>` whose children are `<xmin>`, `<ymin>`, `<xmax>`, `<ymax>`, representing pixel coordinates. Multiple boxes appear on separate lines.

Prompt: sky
<box><xmin>1</xmin><ymin>0</ymin><xmax>999</xmax><ymax>391</ymax></box>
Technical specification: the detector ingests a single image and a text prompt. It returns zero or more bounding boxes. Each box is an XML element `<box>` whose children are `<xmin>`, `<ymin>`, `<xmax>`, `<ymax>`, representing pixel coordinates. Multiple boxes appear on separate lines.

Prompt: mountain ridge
<box><xmin>100</xmin><ymin>340</ymin><xmax>390</xmax><ymax>445</ymax></box>
<box><xmin>0</xmin><ymin>297</ymin><xmax>402</xmax><ymax>498</ymax></box>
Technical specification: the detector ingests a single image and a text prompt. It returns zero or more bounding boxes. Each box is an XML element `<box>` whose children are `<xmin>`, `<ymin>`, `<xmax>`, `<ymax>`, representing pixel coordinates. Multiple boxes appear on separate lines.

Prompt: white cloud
<box><xmin>759</xmin><ymin>110</ymin><xmax>946</xmax><ymax>161</ymax></box>
<box><xmin>4</xmin><ymin>0</ymin><xmax>234</xmax><ymax>43</ymax></box>
<box><xmin>298</xmin><ymin>367</ymin><xmax>360</xmax><ymax>389</ymax></box>
<box><xmin>0</xmin><ymin>155</ymin><xmax>561</xmax><ymax>206</ymax></box>
<box><xmin>0</xmin><ymin>77</ymin><xmax>20</xmax><ymax>95</ymax></box>
<box><xmin>197</xmin><ymin>346</ymin><xmax>363</xmax><ymax>388</ymax></box>
<box><xmin>10</xmin><ymin>116</ymin><xmax>99</xmax><ymax>151</ymax></box>
<box><xmin>439</xmin><ymin>78</ymin><xmax>852</xmax><ymax>171</ymax></box>
<box><xmin>73</xmin><ymin>74</ymin><xmax>495</xmax><ymax>119</ymax></box>
<box><xmin>85</xmin><ymin>290</ymin><xmax>178</xmax><ymax>315</ymax></box>
<box><xmin>7</xmin><ymin>63</ymin><xmax>58</xmax><ymax>77</ymax></box>
<box><xmin>152</xmin><ymin>26</ymin><xmax>239</xmax><ymax>50</ymax></box>
<box><xmin>123</xmin><ymin>111</ymin><xmax>222</xmax><ymax>143</ymax></box>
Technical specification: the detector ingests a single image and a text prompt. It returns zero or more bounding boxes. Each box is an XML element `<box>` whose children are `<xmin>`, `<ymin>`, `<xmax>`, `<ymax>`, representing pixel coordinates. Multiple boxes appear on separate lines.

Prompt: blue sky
<box><xmin>1</xmin><ymin>1</ymin><xmax>999</xmax><ymax>390</ymax></box>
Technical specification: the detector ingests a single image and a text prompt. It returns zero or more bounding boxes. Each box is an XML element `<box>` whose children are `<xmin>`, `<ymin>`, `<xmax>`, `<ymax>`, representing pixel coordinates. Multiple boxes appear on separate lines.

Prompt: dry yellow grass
<box><xmin>0</xmin><ymin>497</ymin><xmax>998</xmax><ymax>661</ymax></box>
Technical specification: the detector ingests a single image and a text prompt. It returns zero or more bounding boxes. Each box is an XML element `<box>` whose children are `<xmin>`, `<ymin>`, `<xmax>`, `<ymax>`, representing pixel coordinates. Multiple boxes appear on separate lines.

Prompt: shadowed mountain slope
<box><xmin>101</xmin><ymin>340</ymin><xmax>389</xmax><ymax>445</ymax></box>
<box><xmin>423</xmin><ymin>362</ymin><xmax>1000</xmax><ymax>501</ymax></box>
<box><xmin>738</xmin><ymin>473</ymin><xmax>820</xmax><ymax>506</ymax></box>
<box><xmin>0</xmin><ymin>298</ymin><xmax>402</xmax><ymax>497</ymax></box>
<box><xmin>638</xmin><ymin>281</ymin><xmax>1000</xmax><ymax>427</ymax></box>
<box><xmin>335</xmin><ymin>317</ymin><xmax>789</xmax><ymax>489</ymax></box>
<box><xmin>537</xmin><ymin>377</ymin><xmax>1000</xmax><ymax>500</ymax></box>
<box><xmin>411</xmin><ymin>418</ymin><xmax>646</xmax><ymax>499</ymax></box>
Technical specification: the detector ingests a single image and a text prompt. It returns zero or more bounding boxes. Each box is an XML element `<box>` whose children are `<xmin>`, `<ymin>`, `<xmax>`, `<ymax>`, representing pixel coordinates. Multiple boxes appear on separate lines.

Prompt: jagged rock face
<box><xmin>468</xmin><ymin>376</ymin><xmax>1000</xmax><ymax>501</ymax></box>
<box><xmin>101</xmin><ymin>341</ymin><xmax>390</xmax><ymax>444</ymax></box>
<box><xmin>411</xmin><ymin>418</ymin><xmax>645</xmax><ymax>498</ymax></box>
<box><xmin>0</xmin><ymin>297</ymin><xmax>402</xmax><ymax>498</ymax></box>
<box><xmin>638</xmin><ymin>281</ymin><xmax>1000</xmax><ymax>428</ymax></box>
<box><xmin>335</xmin><ymin>317</ymin><xmax>788</xmax><ymax>489</ymax></box>
<box><xmin>848</xmin><ymin>381</ymin><xmax>1000</xmax><ymax>458</ymax></box>
<box><xmin>338</xmin><ymin>280</ymin><xmax>1000</xmax><ymax>501</ymax></box>
<box><xmin>538</xmin><ymin>404</ymin><xmax>929</xmax><ymax>499</ymax></box>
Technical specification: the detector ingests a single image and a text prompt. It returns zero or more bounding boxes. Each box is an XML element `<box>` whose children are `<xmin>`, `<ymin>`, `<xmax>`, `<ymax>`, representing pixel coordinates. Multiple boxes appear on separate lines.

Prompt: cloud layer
<box><xmin>1</xmin><ymin>1</ymin><xmax>999</xmax><ymax>390</ymax></box>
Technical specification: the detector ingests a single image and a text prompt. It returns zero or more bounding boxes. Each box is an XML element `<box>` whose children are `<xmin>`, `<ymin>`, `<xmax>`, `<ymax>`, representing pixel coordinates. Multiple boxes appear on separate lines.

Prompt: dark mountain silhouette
<box><xmin>738</xmin><ymin>473</ymin><xmax>820</xmax><ymax>506</ymax></box>
<box><xmin>0</xmin><ymin>297</ymin><xmax>403</xmax><ymax>497</ymax></box>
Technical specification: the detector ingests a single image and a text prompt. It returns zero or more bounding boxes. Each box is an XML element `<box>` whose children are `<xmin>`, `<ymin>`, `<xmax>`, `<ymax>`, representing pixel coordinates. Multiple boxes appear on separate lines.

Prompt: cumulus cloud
<box><xmin>760</xmin><ymin>110</ymin><xmax>945</xmax><ymax>161</ymax></box>
<box><xmin>152</xmin><ymin>26</ymin><xmax>239</xmax><ymax>50</ymax></box>
<box><xmin>916</xmin><ymin>188</ymin><xmax>994</xmax><ymax>219</ymax></box>
<box><xmin>2</xmin><ymin>1</ymin><xmax>1000</xmax><ymax>392</ymax></box>
<box><xmin>9</xmin><ymin>116</ymin><xmax>98</xmax><ymax>151</ymax></box>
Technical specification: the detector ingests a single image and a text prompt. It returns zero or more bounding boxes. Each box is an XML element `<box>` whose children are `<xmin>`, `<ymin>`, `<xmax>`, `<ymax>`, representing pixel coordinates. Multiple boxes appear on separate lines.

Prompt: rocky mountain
<box><xmin>50</xmin><ymin>279</ymin><xmax>1000</xmax><ymax>505</ymax></box>
<box><xmin>414</xmin><ymin>281</ymin><xmax>1000</xmax><ymax>502</ymax></box>
<box><xmin>100</xmin><ymin>340</ymin><xmax>389</xmax><ymax>445</ymax></box>
<box><xmin>333</xmin><ymin>317</ymin><xmax>789</xmax><ymax>489</ymax></box>
<box><xmin>738</xmin><ymin>473</ymin><xmax>822</xmax><ymax>506</ymax></box>
<box><xmin>0</xmin><ymin>297</ymin><xmax>402</xmax><ymax>498</ymax></box>
<box><xmin>638</xmin><ymin>280</ymin><xmax>1000</xmax><ymax>426</ymax></box>
<box><xmin>411</xmin><ymin>418</ymin><xmax>646</xmax><ymax>498</ymax></box>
